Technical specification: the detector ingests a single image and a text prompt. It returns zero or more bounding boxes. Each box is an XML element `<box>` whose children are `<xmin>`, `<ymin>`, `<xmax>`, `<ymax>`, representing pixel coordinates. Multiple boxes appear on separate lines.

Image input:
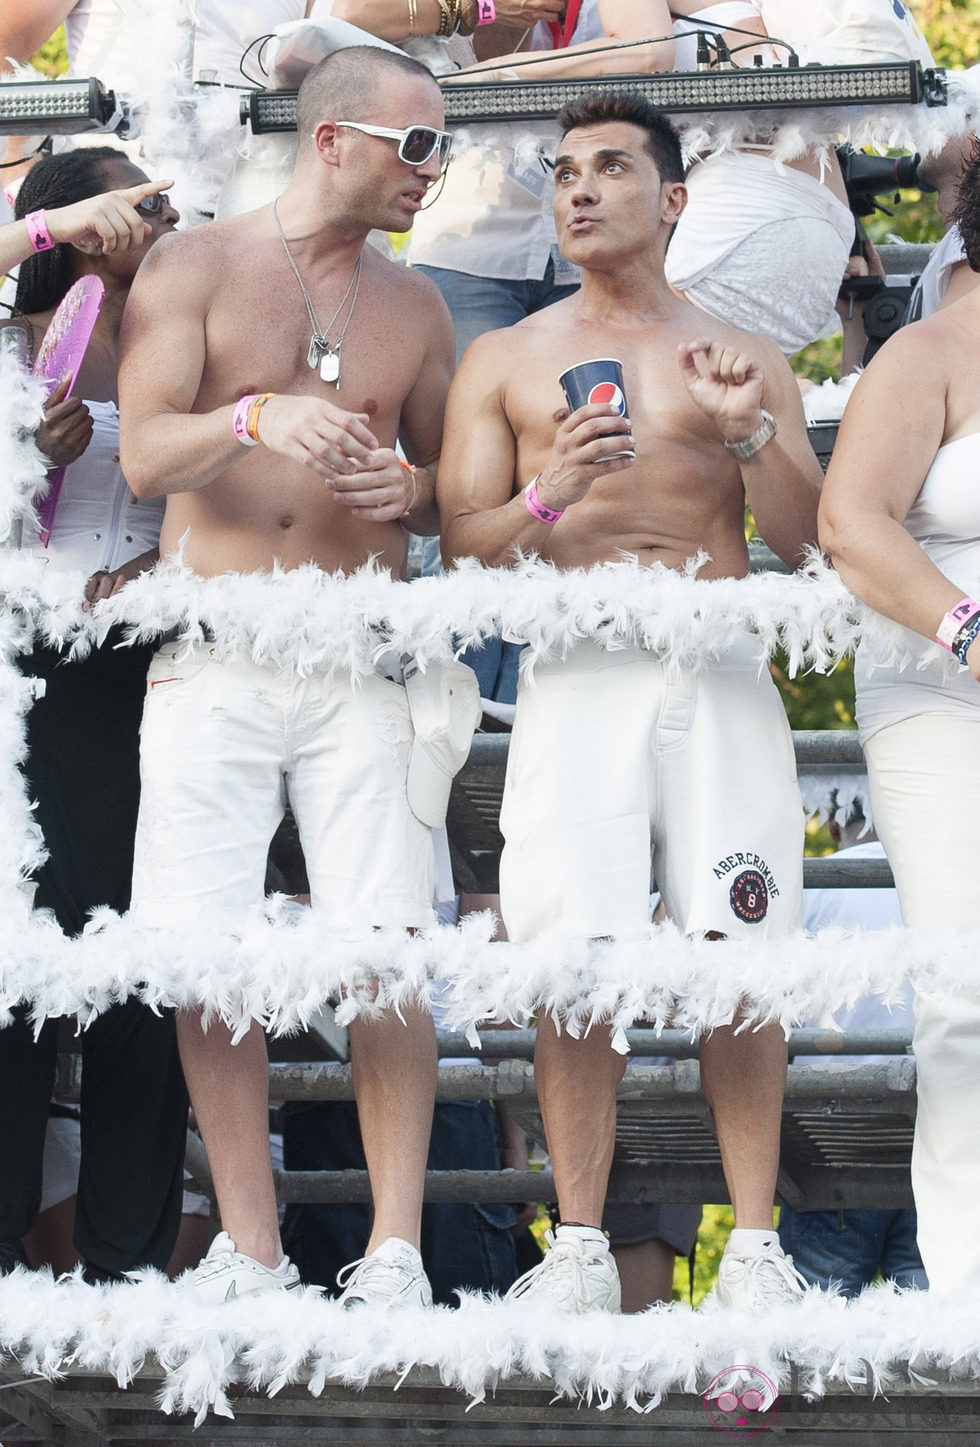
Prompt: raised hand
<box><xmin>677</xmin><ymin>339</ymin><xmax>766</xmax><ymax>441</ymax></box>
<box><xmin>46</xmin><ymin>180</ymin><xmax>175</xmax><ymax>255</ymax></box>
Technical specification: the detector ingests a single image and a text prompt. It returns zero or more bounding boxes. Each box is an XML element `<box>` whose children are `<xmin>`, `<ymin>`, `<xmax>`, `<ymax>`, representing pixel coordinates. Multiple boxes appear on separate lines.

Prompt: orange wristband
<box><xmin>246</xmin><ymin>392</ymin><xmax>277</xmax><ymax>442</ymax></box>
<box><xmin>398</xmin><ymin>458</ymin><xmax>418</xmax><ymax>515</ymax></box>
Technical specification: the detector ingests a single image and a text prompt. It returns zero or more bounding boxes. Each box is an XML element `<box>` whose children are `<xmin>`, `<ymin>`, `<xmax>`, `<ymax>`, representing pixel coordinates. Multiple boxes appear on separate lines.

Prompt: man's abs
<box><xmin>158</xmin><ymin>481</ymin><xmax>408</xmax><ymax>577</ymax></box>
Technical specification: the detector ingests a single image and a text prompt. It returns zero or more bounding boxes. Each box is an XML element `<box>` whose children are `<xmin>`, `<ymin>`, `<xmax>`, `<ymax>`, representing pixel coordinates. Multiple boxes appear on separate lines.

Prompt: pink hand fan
<box><xmin>32</xmin><ymin>274</ymin><xmax>105</xmax><ymax>545</ymax></box>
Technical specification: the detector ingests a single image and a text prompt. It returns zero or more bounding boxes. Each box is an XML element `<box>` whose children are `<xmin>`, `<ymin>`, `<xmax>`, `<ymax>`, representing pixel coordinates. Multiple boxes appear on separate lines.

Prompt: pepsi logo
<box><xmin>588</xmin><ymin>381</ymin><xmax>626</xmax><ymax>414</ymax></box>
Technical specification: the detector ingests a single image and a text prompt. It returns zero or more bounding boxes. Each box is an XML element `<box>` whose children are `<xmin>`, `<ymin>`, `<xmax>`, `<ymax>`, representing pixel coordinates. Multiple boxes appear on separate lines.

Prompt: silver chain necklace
<box><xmin>272</xmin><ymin>199</ymin><xmax>361</xmax><ymax>387</ymax></box>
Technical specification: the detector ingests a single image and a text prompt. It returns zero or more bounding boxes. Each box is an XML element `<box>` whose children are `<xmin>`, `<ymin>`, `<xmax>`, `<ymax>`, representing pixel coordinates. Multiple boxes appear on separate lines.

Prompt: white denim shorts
<box><xmin>131</xmin><ymin>643</ymin><xmax>435</xmax><ymax>931</ymax></box>
<box><xmin>499</xmin><ymin>639</ymin><xmax>803</xmax><ymax>941</ymax></box>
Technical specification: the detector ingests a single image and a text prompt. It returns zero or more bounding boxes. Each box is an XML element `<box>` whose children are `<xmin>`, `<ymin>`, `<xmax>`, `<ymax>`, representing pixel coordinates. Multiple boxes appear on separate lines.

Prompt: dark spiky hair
<box><xmin>556</xmin><ymin>91</ymin><xmax>684</xmax><ymax>184</ymax></box>
<box><xmin>953</xmin><ymin>135</ymin><xmax>980</xmax><ymax>272</ymax></box>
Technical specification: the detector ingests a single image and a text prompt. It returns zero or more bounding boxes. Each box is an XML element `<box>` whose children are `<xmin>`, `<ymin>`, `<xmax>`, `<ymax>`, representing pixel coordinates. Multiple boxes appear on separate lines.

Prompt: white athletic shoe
<box><xmin>504</xmin><ymin>1226</ymin><xmax>621</xmax><ymax>1314</ymax></box>
<box><xmin>716</xmin><ymin>1237</ymin><xmax>806</xmax><ymax>1310</ymax></box>
<box><xmin>177</xmin><ymin>1231</ymin><xmax>301</xmax><ymax>1303</ymax></box>
<box><xmin>336</xmin><ymin>1238</ymin><xmax>433</xmax><ymax>1309</ymax></box>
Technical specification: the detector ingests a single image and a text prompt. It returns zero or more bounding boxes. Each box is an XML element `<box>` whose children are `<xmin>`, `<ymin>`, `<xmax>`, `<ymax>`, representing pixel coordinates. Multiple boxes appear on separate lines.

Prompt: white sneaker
<box><xmin>336</xmin><ymin>1238</ymin><xmax>433</xmax><ymax>1309</ymax></box>
<box><xmin>504</xmin><ymin>1226</ymin><xmax>621</xmax><ymax>1314</ymax></box>
<box><xmin>177</xmin><ymin>1231</ymin><xmax>301</xmax><ymax>1303</ymax></box>
<box><xmin>716</xmin><ymin>1237</ymin><xmax>806</xmax><ymax>1310</ymax></box>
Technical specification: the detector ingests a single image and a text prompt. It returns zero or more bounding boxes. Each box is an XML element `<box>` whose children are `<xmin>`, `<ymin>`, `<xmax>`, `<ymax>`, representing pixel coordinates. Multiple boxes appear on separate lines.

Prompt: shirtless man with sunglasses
<box><xmin>118</xmin><ymin>46</ymin><xmax>455</xmax><ymax>1306</ymax></box>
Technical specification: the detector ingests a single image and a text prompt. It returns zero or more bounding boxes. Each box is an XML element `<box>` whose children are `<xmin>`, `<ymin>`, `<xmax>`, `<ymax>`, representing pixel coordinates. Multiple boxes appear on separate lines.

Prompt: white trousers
<box><xmin>864</xmin><ymin>711</ymin><xmax>980</xmax><ymax>1294</ymax></box>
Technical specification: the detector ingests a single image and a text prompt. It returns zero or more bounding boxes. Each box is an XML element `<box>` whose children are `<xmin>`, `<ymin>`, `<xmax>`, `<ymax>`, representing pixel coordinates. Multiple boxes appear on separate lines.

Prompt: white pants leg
<box><xmin>864</xmin><ymin>712</ymin><xmax>980</xmax><ymax>1293</ymax></box>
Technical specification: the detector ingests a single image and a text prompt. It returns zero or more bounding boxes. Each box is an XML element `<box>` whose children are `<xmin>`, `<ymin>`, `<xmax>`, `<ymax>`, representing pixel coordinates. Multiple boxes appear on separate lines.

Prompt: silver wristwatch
<box><xmin>724</xmin><ymin>409</ymin><xmax>777</xmax><ymax>461</ymax></box>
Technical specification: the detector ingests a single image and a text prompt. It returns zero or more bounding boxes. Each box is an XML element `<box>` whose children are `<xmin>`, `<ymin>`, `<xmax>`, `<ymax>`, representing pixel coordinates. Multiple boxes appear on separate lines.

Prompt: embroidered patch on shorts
<box><xmin>729</xmin><ymin>869</ymin><xmax>769</xmax><ymax>923</ymax></box>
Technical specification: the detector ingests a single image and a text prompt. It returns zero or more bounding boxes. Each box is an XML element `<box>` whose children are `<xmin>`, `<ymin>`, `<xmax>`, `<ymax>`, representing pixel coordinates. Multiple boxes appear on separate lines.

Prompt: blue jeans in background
<box><xmin>414</xmin><ymin>258</ymin><xmax>579</xmax><ymax>363</ymax></box>
<box><xmin>778</xmin><ymin>1206</ymin><xmax>927</xmax><ymax>1295</ymax></box>
<box><xmin>281</xmin><ymin>1099</ymin><xmax>518</xmax><ymax>1305</ymax></box>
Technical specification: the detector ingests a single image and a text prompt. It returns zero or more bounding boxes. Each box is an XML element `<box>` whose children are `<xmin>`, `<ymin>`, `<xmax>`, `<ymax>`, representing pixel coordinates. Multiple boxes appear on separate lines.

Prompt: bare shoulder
<box><xmin>131</xmin><ymin>225</ymin><xmax>217</xmax><ymax>292</ymax></box>
<box><xmin>451</xmin><ymin>322</ymin><xmax>527</xmax><ymax>394</ymax></box>
<box><xmin>367</xmin><ymin>254</ymin><xmax>453</xmax><ymax>351</ymax></box>
<box><xmin>135</xmin><ymin>212</ymin><xmax>265</xmax><ymax>285</ymax></box>
<box><xmin>374</xmin><ymin>252</ymin><xmax>445</xmax><ymax>309</ymax></box>
<box><xmin>852</xmin><ymin>314</ymin><xmax>953</xmax><ymax>398</ymax></box>
<box><xmin>458</xmin><ymin>298</ymin><xmax>573</xmax><ymax>371</ymax></box>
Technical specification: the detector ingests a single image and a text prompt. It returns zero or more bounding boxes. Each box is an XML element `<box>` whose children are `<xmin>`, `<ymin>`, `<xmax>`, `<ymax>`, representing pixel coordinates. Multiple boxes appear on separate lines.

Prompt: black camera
<box><xmin>836</xmin><ymin>145</ymin><xmax>934</xmax><ymax>219</ymax></box>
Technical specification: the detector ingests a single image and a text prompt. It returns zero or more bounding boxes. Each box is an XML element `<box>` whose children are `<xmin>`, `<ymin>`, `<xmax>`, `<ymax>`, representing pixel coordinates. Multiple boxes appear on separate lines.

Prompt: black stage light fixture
<box><xmin>0</xmin><ymin>77</ymin><xmax>126</xmax><ymax>136</ymax></box>
<box><xmin>242</xmin><ymin>61</ymin><xmax>947</xmax><ymax>135</ymax></box>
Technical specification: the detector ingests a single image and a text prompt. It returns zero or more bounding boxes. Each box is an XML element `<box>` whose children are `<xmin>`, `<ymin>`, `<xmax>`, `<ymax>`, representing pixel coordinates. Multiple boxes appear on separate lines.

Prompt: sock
<box><xmin>727</xmin><ymin>1227</ymin><xmax>779</xmax><ymax>1255</ymax></box>
<box><xmin>371</xmin><ymin>1236</ymin><xmax>419</xmax><ymax>1261</ymax></box>
<box><xmin>555</xmin><ymin>1223</ymin><xmax>609</xmax><ymax>1250</ymax></box>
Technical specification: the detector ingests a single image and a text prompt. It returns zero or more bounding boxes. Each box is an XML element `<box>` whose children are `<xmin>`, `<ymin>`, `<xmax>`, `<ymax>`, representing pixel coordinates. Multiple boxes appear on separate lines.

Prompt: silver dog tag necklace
<box><xmin>273</xmin><ymin>199</ymin><xmax>361</xmax><ymax>389</ymax></box>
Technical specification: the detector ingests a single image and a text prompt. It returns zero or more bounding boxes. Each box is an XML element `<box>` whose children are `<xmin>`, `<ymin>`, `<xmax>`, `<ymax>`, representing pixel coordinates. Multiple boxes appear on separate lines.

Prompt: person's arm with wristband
<box><xmin>0</xmin><ymin>181</ymin><xmax>174</xmax><ymax>276</ymax></box>
<box><xmin>323</xmin><ymin>0</ymin><xmax>560</xmax><ymax>43</ymax></box>
<box><xmin>451</xmin><ymin>0</ymin><xmax>674</xmax><ymax>79</ymax></box>
<box><xmin>438</xmin><ymin>326</ymin><xmax>634</xmax><ymax>568</ymax></box>
<box><xmin>820</xmin><ymin>322</ymin><xmax>980</xmax><ymax>681</ymax></box>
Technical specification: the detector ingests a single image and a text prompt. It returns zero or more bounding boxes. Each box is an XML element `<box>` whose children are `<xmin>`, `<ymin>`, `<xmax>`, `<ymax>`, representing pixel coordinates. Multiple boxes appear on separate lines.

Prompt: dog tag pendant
<box><xmin>319</xmin><ymin>347</ymin><xmax>340</xmax><ymax>385</ymax></box>
<box><xmin>307</xmin><ymin>334</ymin><xmax>327</xmax><ymax>372</ymax></box>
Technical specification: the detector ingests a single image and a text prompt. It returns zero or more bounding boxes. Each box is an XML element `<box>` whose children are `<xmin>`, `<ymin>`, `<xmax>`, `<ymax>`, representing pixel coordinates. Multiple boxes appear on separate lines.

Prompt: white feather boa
<box><xmin>0</xmin><ymin>905</ymin><xmax>975</xmax><ymax>1046</ymax></box>
<box><xmin>0</xmin><ymin>547</ymin><xmax>861</xmax><ymax>673</ymax></box>
<box><xmin>0</xmin><ymin>1272</ymin><xmax>976</xmax><ymax>1427</ymax></box>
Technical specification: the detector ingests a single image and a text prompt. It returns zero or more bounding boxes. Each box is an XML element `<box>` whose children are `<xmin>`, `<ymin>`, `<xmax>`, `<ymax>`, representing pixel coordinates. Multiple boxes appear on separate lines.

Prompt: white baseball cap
<box><xmin>403</xmin><ymin>655</ymin><xmax>482</xmax><ymax>829</ymax></box>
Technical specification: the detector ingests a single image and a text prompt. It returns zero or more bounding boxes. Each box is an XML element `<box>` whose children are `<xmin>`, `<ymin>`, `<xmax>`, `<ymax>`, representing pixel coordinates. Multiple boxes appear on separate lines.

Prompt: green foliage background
<box><xmin>30</xmin><ymin>3</ymin><xmax>976</xmax><ymax>1307</ymax></box>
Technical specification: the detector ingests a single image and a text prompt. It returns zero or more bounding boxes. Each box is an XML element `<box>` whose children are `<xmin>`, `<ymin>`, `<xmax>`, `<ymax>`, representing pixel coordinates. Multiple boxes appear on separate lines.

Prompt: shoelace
<box><xmin>729</xmin><ymin>1250</ymin><xmax>807</xmax><ymax>1305</ymax></box>
<box><xmin>509</xmin><ymin>1231</ymin><xmax>609</xmax><ymax>1311</ymax></box>
<box><xmin>192</xmin><ymin>1244</ymin><xmax>240</xmax><ymax>1281</ymax></box>
<box><xmin>336</xmin><ymin>1252</ymin><xmax>417</xmax><ymax>1302</ymax></box>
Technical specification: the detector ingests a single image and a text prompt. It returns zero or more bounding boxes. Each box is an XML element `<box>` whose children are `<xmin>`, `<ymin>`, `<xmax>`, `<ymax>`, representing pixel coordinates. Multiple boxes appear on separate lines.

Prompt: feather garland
<box><xmin>0</xmin><ymin>344</ymin><xmax>49</xmax><ymax>547</ymax></box>
<box><xmin>0</xmin><ymin>906</ymin><xmax>974</xmax><ymax>1040</ymax></box>
<box><xmin>1</xmin><ymin>549</ymin><xmax>868</xmax><ymax>676</ymax></box>
<box><xmin>0</xmin><ymin>1274</ymin><xmax>977</xmax><ymax>1428</ymax></box>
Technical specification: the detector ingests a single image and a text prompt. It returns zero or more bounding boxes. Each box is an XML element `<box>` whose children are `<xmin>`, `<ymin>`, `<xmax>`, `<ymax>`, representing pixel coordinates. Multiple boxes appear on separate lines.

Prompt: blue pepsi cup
<box><xmin>559</xmin><ymin>357</ymin><xmax>634</xmax><ymax>457</ymax></box>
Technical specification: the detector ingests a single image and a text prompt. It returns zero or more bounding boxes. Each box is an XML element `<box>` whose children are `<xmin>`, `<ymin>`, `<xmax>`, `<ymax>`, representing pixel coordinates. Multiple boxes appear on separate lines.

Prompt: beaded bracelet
<box><xmin>936</xmin><ymin>596</ymin><xmax>980</xmax><ymax>652</ymax></box>
<box><xmin>25</xmin><ymin>211</ymin><xmax>54</xmax><ymax>254</ymax></box>
<box><xmin>524</xmin><ymin>475</ymin><xmax>564</xmax><ymax>524</ymax></box>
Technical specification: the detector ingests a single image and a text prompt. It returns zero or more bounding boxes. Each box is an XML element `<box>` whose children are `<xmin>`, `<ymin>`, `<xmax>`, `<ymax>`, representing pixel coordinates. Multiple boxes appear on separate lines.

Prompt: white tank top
<box><xmin>856</xmin><ymin>431</ymin><xmax>980</xmax><ymax>741</ymax></box>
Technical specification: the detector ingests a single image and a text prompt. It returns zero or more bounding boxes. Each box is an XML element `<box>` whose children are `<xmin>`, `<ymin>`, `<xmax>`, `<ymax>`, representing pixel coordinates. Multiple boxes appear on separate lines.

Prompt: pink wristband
<box><xmin>524</xmin><ymin>475</ymin><xmax>564</xmax><ymax>524</ymax></box>
<box><xmin>475</xmin><ymin>0</ymin><xmax>495</xmax><ymax>22</ymax></box>
<box><xmin>232</xmin><ymin>393</ymin><xmax>260</xmax><ymax>447</ymax></box>
<box><xmin>936</xmin><ymin>596</ymin><xmax>980</xmax><ymax>651</ymax></box>
<box><xmin>25</xmin><ymin>210</ymin><xmax>53</xmax><ymax>253</ymax></box>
